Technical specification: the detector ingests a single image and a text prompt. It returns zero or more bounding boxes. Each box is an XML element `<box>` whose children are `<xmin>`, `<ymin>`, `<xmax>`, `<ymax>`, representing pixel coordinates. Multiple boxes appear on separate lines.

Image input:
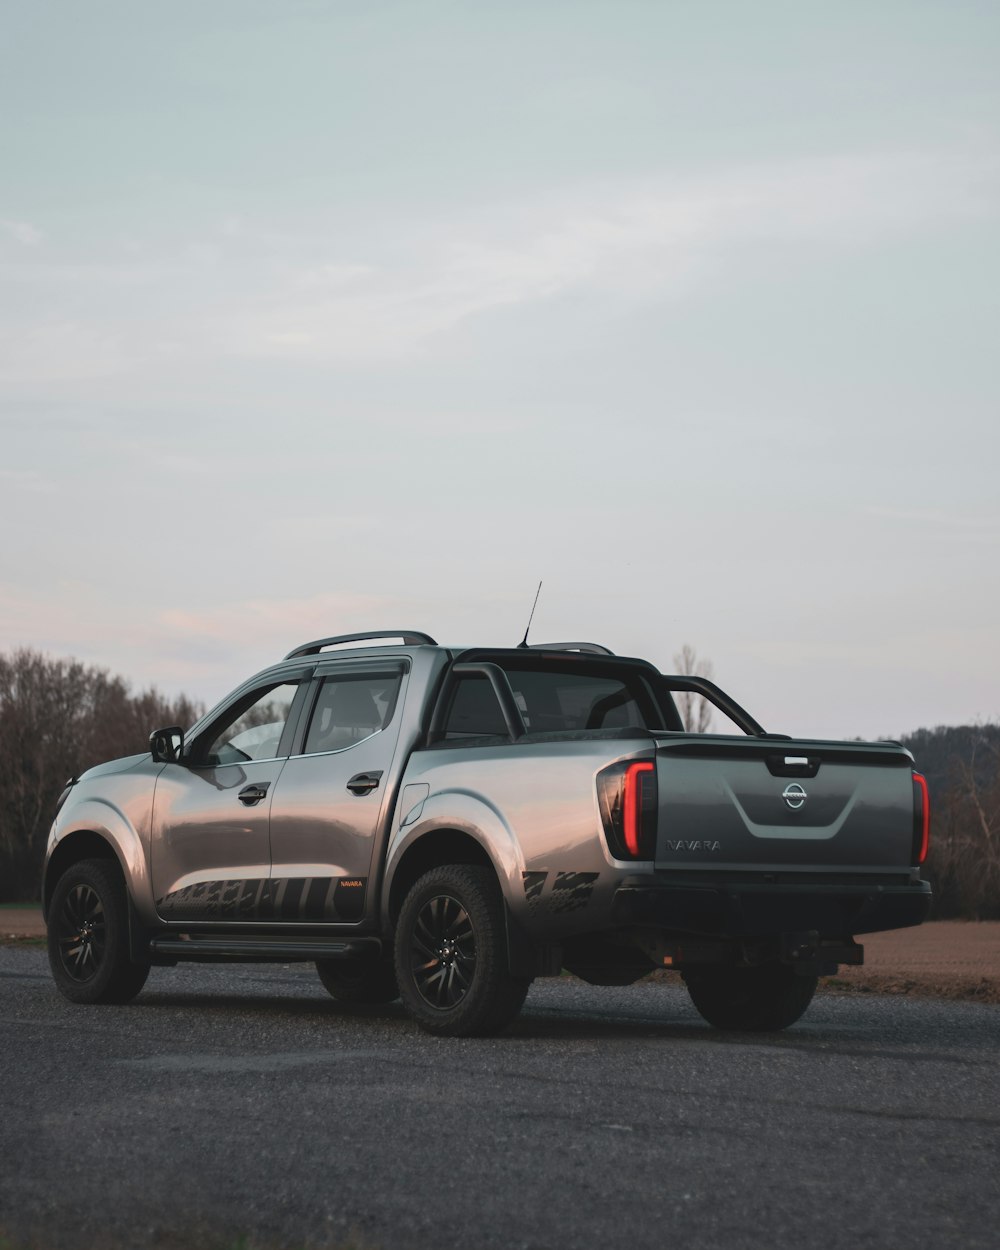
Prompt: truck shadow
<box><xmin>122</xmin><ymin>989</ymin><xmax>918</xmax><ymax>1055</ymax></box>
<box><xmin>124</xmin><ymin>982</ymin><xmax>997</xmax><ymax>1058</ymax></box>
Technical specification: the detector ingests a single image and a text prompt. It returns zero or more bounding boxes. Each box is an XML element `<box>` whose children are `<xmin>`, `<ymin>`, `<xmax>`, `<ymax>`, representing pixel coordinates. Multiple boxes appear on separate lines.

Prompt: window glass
<box><xmin>303</xmin><ymin>671</ymin><xmax>402</xmax><ymax>754</ymax></box>
<box><xmin>506</xmin><ymin>669</ymin><xmax>649</xmax><ymax>731</ymax></box>
<box><xmin>443</xmin><ymin>676</ymin><xmax>509</xmax><ymax>738</ymax></box>
<box><xmin>202</xmin><ymin>682</ymin><xmax>299</xmax><ymax>765</ymax></box>
<box><xmin>440</xmin><ymin>665</ymin><xmax>660</xmax><ymax>739</ymax></box>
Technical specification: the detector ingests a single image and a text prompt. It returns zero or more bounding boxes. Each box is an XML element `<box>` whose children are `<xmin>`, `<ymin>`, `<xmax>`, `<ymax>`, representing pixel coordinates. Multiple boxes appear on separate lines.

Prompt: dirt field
<box><xmin>0</xmin><ymin>907</ymin><xmax>46</xmax><ymax>940</ymax></box>
<box><xmin>817</xmin><ymin>920</ymin><xmax>1000</xmax><ymax>1003</ymax></box>
<box><xmin>6</xmin><ymin>906</ymin><xmax>999</xmax><ymax>1003</ymax></box>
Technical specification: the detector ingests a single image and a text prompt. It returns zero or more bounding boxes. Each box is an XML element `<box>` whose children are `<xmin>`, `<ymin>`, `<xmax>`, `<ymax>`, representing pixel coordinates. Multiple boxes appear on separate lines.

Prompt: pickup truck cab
<box><xmin>43</xmin><ymin>631</ymin><xmax>932</xmax><ymax>1035</ymax></box>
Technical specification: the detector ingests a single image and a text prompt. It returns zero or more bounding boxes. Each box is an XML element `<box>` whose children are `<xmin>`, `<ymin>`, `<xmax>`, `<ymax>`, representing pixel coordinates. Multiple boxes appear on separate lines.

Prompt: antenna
<box><xmin>518</xmin><ymin>581</ymin><xmax>543</xmax><ymax>648</ymax></box>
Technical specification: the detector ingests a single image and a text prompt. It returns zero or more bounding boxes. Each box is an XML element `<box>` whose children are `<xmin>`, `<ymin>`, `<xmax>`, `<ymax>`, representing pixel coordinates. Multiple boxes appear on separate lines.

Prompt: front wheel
<box><xmin>394</xmin><ymin>865</ymin><xmax>531</xmax><ymax>1037</ymax></box>
<box><xmin>47</xmin><ymin>859</ymin><xmax>150</xmax><ymax>1005</ymax></box>
<box><xmin>683</xmin><ymin>962</ymin><xmax>817</xmax><ymax>1031</ymax></box>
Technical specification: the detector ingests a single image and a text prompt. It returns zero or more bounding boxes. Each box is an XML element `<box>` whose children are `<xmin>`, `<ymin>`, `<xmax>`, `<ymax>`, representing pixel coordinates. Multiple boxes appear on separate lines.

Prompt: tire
<box><xmin>394</xmin><ymin>865</ymin><xmax>532</xmax><ymax>1037</ymax></box>
<box><xmin>683</xmin><ymin>962</ymin><xmax>817</xmax><ymax>1031</ymax></box>
<box><xmin>47</xmin><ymin>858</ymin><xmax>150</xmax><ymax>1005</ymax></box>
<box><xmin>316</xmin><ymin>954</ymin><xmax>399</xmax><ymax>1004</ymax></box>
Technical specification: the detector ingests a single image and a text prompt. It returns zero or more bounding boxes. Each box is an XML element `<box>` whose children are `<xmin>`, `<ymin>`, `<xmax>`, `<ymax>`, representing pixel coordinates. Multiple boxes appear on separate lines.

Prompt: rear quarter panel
<box><xmin>384</xmin><ymin>738</ymin><xmax>655</xmax><ymax>937</ymax></box>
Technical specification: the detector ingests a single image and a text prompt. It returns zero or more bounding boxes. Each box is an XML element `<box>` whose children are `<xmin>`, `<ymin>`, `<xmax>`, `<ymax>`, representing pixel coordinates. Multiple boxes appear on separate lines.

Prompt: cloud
<box><xmin>0</xmin><ymin>583</ymin><xmax>409</xmax><ymax>700</ymax></box>
<box><xmin>0</xmin><ymin>218</ymin><xmax>42</xmax><ymax>246</ymax></box>
<box><xmin>740</xmin><ymin>624</ymin><xmax>1000</xmax><ymax>681</ymax></box>
<box><xmin>2</xmin><ymin>146</ymin><xmax>995</xmax><ymax>382</ymax></box>
<box><xmin>159</xmin><ymin>591</ymin><xmax>394</xmax><ymax>653</ymax></box>
<box><xmin>0</xmin><ymin>322</ymin><xmax>129</xmax><ymax>383</ymax></box>
<box><xmin>0</xmin><ymin>469</ymin><xmax>57</xmax><ymax>494</ymax></box>
<box><xmin>863</xmin><ymin>506</ymin><xmax>1000</xmax><ymax>543</ymax></box>
<box><xmin>208</xmin><ymin>148</ymin><xmax>998</xmax><ymax>362</ymax></box>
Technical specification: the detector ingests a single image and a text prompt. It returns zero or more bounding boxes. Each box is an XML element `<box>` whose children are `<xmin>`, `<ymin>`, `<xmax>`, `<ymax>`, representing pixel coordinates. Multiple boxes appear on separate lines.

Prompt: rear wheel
<box><xmin>394</xmin><ymin>864</ymin><xmax>531</xmax><ymax>1037</ymax></box>
<box><xmin>316</xmin><ymin>954</ymin><xmax>399</xmax><ymax>1004</ymax></box>
<box><xmin>47</xmin><ymin>859</ymin><xmax>150</xmax><ymax>1005</ymax></box>
<box><xmin>683</xmin><ymin>962</ymin><xmax>817</xmax><ymax>1031</ymax></box>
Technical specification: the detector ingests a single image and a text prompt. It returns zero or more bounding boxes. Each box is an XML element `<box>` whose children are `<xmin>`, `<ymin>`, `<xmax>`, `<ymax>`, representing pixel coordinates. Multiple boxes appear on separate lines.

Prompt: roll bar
<box><xmin>661</xmin><ymin>675</ymin><xmax>767</xmax><ymax>737</ymax></box>
<box><xmin>426</xmin><ymin>662</ymin><xmax>527</xmax><ymax>744</ymax></box>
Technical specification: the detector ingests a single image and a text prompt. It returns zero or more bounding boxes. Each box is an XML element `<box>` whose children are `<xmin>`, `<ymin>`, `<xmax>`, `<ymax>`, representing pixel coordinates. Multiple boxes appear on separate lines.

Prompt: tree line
<box><xmin>0</xmin><ymin>646</ymin><xmax>997</xmax><ymax>917</ymax></box>
<box><xmin>0</xmin><ymin>649</ymin><xmax>200</xmax><ymax>901</ymax></box>
<box><xmin>899</xmin><ymin>723</ymin><xmax>1000</xmax><ymax>919</ymax></box>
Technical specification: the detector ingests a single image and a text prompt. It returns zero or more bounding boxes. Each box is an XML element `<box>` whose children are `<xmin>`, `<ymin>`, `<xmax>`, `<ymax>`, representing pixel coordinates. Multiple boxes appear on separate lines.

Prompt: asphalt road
<box><xmin>2</xmin><ymin>948</ymin><xmax>999</xmax><ymax>1250</ymax></box>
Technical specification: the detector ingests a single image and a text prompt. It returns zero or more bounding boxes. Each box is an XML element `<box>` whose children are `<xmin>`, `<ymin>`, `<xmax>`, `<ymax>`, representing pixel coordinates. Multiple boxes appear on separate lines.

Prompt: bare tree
<box><xmin>0</xmin><ymin>649</ymin><xmax>200</xmax><ymax>901</ymax></box>
<box><xmin>672</xmin><ymin>643</ymin><xmax>714</xmax><ymax>733</ymax></box>
<box><xmin>928</xmin><ymin>734</ymin><xmax>1000</xmax><ymax>919</ymax></box>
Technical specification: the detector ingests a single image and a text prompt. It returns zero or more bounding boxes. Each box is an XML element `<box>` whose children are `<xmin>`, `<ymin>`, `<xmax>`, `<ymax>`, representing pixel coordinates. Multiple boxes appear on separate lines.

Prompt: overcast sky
<box><xmin>2</xmin><ymin>0</ymin><xmax>998</xmax><ymax>740</ymax></box>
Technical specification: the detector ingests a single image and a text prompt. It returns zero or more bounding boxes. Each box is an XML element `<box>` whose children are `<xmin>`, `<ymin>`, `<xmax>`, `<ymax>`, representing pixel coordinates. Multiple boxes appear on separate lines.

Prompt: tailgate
<box><xmin>653</xmin><ymin>736</ymin><xmax>917</xmax><ymax>873</ymax></box>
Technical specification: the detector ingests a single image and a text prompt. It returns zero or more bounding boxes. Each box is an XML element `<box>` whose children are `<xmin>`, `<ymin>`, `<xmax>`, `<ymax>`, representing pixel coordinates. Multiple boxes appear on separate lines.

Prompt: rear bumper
<box><xmin>612</xmin><ymin>876</ymin><xmax>932</xmax><ymax>939</ymax></box>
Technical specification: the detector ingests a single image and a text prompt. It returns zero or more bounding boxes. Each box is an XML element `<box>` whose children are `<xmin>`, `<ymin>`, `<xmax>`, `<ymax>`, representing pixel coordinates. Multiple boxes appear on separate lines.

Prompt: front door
<box><xmin>151</xmin><ymin>677</ymin><xmax>308</xmax><ymax>922</ymax></box>
<box><xmin>266</xmin><ymin>660</ymin><xmax>408</xmax><ymax>924</ymax></box>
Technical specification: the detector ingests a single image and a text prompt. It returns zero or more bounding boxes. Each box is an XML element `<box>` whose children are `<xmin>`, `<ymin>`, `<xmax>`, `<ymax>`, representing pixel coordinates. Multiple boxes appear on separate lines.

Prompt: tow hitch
<box><xmin>781</xmin><ymin>931</ymin><xmax>864</xmax><ymax>976</ymax></box>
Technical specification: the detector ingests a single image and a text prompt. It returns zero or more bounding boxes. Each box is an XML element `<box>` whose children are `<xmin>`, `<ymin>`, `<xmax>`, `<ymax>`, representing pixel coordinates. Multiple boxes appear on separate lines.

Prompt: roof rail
<box><xmin>527</xmin><ymin>641</ymin><xmax>614</xmax><ymax>656</ymax></box>
<box><xmin>284</xmin><ymin>630</ymin><xmax>438</xmax><ymax>660</ymax></box>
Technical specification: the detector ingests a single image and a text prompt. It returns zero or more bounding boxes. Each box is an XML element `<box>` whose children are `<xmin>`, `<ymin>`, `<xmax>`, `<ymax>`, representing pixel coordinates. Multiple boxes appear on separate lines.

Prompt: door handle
<box><xmin>238</xmin><ymin>782</ymin><xmax>271</xmax><ymax>806</ymax></box>
<box><xmin>347</xmin><ymin>770</ymin><xmax>383</xmax><ymax>796</ymax></box>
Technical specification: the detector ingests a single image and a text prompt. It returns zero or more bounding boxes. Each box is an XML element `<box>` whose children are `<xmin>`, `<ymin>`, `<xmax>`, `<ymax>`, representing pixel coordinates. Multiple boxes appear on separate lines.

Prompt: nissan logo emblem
<box><xmin>782</xmin><ymin>783</ymin><xmax>807</xmax><ymax>810</ymax></box>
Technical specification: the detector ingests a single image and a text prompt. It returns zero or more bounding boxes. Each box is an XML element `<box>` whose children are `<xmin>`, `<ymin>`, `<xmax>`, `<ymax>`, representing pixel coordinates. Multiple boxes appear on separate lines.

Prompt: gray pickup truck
<box><xmin>43</xmin><ymin>630</ymin><xmax>931</xmax><ymax>1036</ymax></box>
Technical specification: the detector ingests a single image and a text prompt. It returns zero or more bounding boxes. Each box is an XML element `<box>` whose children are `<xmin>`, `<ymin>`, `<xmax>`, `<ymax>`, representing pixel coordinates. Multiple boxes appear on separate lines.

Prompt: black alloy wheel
<box><xmin>394</xmin><ymin>864</ymin><xmax>531</xmax><ymax>1037</ymax></box>
<box><xmin>55</xmin><ymin>881</ymin><xmax>107</xmax><ymax>983</ymax></box>
<box><xmin>409</xmin><ymin>893</ymin><xmax>476</xmax><ymax>1010</ymax></box>
<box><xmin>46</xmin><ymin>859</ymin><xmax>150</xmax><ymax>1005</ymax></box>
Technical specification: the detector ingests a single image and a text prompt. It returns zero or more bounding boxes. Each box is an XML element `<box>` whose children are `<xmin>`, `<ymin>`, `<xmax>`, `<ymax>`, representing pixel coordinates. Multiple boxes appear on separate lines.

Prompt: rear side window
<box><xmin>440</xmin><ymin>663</ymin><xmax>662</xmax><ymax>739</ymax></box>
<box><xmin>506</xmin><ymin>669</ymin><xmax>649</xmax><ymax>732</ymax></box>
<box><xmin>302</xmin><ymin>671</ymin><xmax>403</xmax><ymax>754</ymax></box>
<box><xmin>443</xmin><ymin>675</ymin><xmax>510</xmax><ymax>738</ymax></box>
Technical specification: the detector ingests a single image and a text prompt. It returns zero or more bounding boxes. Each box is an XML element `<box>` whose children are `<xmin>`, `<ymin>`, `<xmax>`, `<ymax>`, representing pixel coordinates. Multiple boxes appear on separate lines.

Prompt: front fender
<box><xmin>45</xmin><ymin>795</ymin><xmax>156</xmax><ymax>926</ymax></box>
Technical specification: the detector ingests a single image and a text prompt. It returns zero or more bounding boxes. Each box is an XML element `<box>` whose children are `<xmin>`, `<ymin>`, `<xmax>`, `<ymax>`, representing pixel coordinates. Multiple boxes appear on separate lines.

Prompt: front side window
<box><xmin>201</xmin><ymin>682</ymin><xmax>300</xmax><ymax>765</ymax></box>
<box><xmin>302</xmin><ymin>671</ymin><xmax>403</xmax><ymax>754</ymax></box>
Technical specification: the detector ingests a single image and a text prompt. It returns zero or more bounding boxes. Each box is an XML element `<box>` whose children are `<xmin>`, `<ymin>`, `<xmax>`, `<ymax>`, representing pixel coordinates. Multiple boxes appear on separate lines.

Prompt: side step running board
<box><xmin>148</xmin><ymin>936</ymin><xmax>382</xmax><ymax>963</ymax></box>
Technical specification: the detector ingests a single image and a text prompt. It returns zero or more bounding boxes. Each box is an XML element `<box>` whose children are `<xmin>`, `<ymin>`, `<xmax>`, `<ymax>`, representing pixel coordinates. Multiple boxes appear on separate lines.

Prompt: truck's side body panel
<box><xmin>385</xmin><ymin>737</ymin><xmax>654</xmax><ymax>937</ymax></box>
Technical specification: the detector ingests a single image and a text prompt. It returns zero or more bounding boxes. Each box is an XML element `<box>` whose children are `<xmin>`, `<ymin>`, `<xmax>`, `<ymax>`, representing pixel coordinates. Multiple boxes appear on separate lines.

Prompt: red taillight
<box><xmin>913</xmin><ymin>771</ymin><xmax>930</xmax><ymax>865</ymax></box>
<box><xmin>597</xmin><ymin>758</ymin><xmax>657</xmax><ymax>860</ymax></box>
<box><xmin>623</xmin><ymin>761</ymin><xmax>654</xmax><ymax>856</ymax></box>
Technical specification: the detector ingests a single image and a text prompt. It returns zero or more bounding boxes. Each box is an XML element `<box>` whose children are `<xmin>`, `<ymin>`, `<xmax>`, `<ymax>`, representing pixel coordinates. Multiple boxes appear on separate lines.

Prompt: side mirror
<box><xmin>150</xmin><ymin>725</ymin><xmax>184</xmax><ymax>764</ymax></box>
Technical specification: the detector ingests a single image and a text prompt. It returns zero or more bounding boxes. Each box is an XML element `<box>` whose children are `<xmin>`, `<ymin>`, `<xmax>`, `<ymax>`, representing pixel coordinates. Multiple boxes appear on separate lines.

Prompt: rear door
<box><xmin>265</xmin><ymin>659</ymin><xmax>409</xmax><ymax>924</ymax></box>
<box><xmin>653</xmin><ymin>737</ymin><xmax>917</xmax><ymax>873</ymax></box>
